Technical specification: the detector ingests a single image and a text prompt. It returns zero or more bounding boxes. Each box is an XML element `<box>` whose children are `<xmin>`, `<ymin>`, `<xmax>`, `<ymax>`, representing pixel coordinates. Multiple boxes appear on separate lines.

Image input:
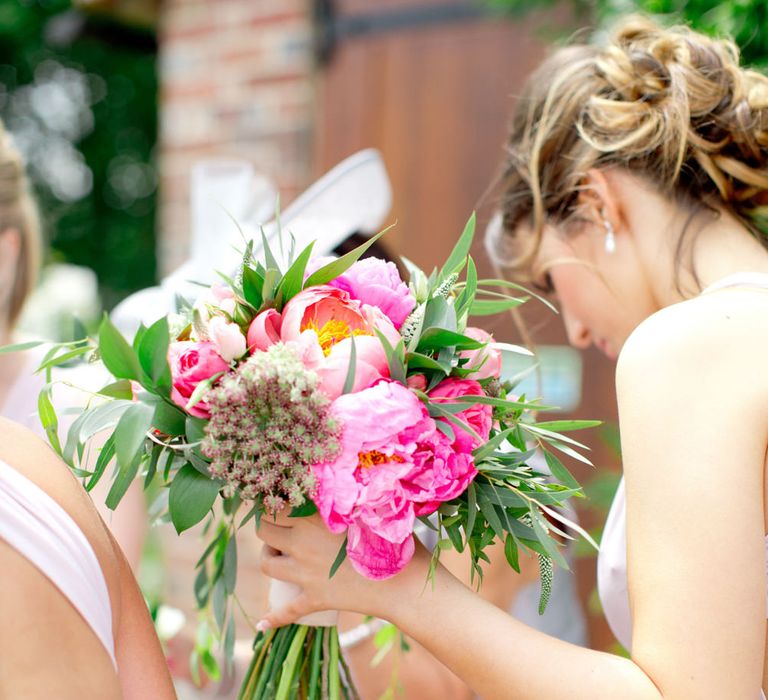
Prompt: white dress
<box><xmin>597</xmin><ymin>272</ymin><xmax>768</xmax><ymax>698</ymax></box>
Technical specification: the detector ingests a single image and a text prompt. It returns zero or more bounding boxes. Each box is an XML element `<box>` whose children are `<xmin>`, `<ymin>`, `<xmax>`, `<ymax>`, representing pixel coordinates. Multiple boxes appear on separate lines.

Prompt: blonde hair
<box><xmin>0</xmin><ymin>124</ymin><xmax>41</xmax><ymax>326</ymax></box>
<box><xmin>491</xmin><ymin>15</ymin><xmax>768</xmax><ymax>280</ymax></box>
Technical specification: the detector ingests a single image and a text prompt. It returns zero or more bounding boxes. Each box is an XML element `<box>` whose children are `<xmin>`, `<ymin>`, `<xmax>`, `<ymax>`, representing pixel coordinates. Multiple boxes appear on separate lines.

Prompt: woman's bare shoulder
<box><xmin>0</xmin><ymin>417</ymin><xmax>121</xmax><ymax>590</ymax></box>
<box><xmin>618</xmin><ymin>288</ymin><xmax>768</xmax><ymax>389</ymax></box>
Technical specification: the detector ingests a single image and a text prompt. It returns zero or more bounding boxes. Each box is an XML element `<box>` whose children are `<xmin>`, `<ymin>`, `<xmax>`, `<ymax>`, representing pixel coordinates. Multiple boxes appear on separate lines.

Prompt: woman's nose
<box><xmin>563</xmin><ymin>312</ymin><xmax>592</xmax><ymax>350</ymax></box>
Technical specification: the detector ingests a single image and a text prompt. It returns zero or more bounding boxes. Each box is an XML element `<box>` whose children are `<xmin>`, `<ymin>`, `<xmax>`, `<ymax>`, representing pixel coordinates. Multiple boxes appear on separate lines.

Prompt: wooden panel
<box><xmin>316</xmin><ymin>9</ymin><xmax>622</xmax><ymax>653</ymax></box>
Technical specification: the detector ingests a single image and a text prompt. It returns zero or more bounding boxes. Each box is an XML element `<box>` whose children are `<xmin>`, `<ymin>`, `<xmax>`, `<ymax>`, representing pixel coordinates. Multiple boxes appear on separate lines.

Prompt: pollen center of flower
<box><xmin>357</xmin><ymin>450</ymin><xmax>403</xmax><ymax>469</ymax></box>
<box><xmin>303</xmin><ymin>318</ymin><xmax>371</xmax><ymax>356</ymax></box>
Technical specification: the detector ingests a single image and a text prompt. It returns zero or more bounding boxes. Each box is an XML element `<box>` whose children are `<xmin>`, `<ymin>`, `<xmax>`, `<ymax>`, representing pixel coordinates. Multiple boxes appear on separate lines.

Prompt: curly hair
<box><xmin>490</xmin><ymin>15</ymin><xmax>768</xmax><ymax>281</ymax></box>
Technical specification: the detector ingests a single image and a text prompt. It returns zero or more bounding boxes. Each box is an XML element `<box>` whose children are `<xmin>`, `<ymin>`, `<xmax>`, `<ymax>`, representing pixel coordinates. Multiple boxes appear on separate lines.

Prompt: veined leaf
<box><xmin>242</xmin><ymin>266</ymin><xmax>264</xmax><ymax>309</ymax></box>
<box><xmin>106</xmin><ymin>452</ymin><xmax>143</xmax><ymax>510</ymax></box>
<box><xmin>404</xmin><ymin>352</ymin><xmax>451</xmax><ymax>374</ymax></box>
<box><xmin>542</xmin><ymin>450</ymin><xmax>581</xmax><ymax>491</ymax></box>
<box><xmin>374</xmin><ymin>329</ymin><xmax>406</xmax><ymax>386</ymax></box>
<box><xmin>169</xmin><ymin>463</ymin><xmax>221</xmax><ymax>534</ymax></box>
<box><xmin>114</xmin><ymin>401</ymin><xmax>154</xmax><ymax>472</ymax></box>
<box><xmin>138</xmin><ymin>317</ymin><xmax>172</xmax><ymax>392</ymax></box>
<box><xmin>99</xmin><ymin>315</ymin><xmax>143</xmax><ymax>381</ymax></box>
<box><xmin>85</xmin><ymin>433</ymin><xmax>116</xmax><ymax>491</ymax></box>
<box><xmin>96</xmin><ymin>380</ymin><xmax>133</xmax><ymax>400</ymax></box>
<box><xmin>455</xmin><ymin>256</ymin><xmax>478</xmax><ymax>319</ymax></box>
<box><xmin>35</xmin><ymin>343</ymin><xmax>90</xmax><ymax>373</ymax></box>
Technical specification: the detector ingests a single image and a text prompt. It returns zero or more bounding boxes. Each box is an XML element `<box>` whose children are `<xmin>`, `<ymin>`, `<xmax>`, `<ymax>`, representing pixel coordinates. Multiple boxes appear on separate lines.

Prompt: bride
<box><xmin>254</xmin><ymin>16</ymin><xmax>768</xmax><ymax>698</ymax></box>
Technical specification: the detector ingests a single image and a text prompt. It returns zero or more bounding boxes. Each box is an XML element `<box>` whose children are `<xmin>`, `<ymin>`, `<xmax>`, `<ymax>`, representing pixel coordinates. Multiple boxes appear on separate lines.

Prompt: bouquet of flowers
<box><xmin>19</xmin><ymin>213</ymin><xmax>596</xmax><ymax>699</ymax></box>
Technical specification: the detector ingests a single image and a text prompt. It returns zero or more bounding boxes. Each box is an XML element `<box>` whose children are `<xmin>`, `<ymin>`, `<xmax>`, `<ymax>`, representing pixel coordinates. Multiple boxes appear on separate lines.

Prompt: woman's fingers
<box><xmin>257</xmin><ymin>518</ymin><xmax>294</xmax><ymax>553</ymax></box>
<box><xmin>257</xmin><ymin>594</ymin><xmax>314</xmax><ymax>631</ymax></box>
<box><xmin>260</xmin><ymin>546</ymin><xmax>303</xmax><ymax>585</ymax></box>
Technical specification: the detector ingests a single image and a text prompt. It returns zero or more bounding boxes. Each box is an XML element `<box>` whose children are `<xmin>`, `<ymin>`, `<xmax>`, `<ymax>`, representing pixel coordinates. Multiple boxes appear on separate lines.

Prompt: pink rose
<box><xmin>280</xmin><ymin>286</ymin><xmax>401</xmax><ymax>400</ymax></box>
<box><xmin>247</xmin><ymin>309</ymin><xmax>282</xmax><ymax>352</ymax></box>
<box><xmin>306</xmin><ymin>256</ymin><xmax>416</xmax><ymax>330</ymax></box>
<box><xmin>208</xmin><ymin>316</ymin><xmax>246</xmax><ymax>362</ymax></box>
<box><xmin>168</xmin><ymin>341</ymin><xmax>229</xmax><ymax>418</ymax></box>
<box><xmin>428</xmin><ymin>378</ymin><xmax>492</xmax><ymax>454</ymax></box>
<box><xmin>460</xmin><ymin>327</ymin><xmax>502</xmax><ymax>380</ymax></box>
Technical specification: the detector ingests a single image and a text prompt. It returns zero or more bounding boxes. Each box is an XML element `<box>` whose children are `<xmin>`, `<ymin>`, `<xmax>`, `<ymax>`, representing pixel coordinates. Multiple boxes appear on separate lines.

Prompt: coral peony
<box><xmin>327</xmin><ymin>257</ymin><xmax>416</xmax><ymax>330</ymax></box>
<box><xmin>247</xmin><ymin>308</ymin><xmax>282</xmax><ymax>352</ymax></box>
<box><xmin>280</xmin><ymin>285</ymin><xmax>400</xmax><ymax>400</ymax></box>
<box><xmin>168</xmin><ymin>341</ymin><xmax>230</xmax><ymax>418</ymax></box>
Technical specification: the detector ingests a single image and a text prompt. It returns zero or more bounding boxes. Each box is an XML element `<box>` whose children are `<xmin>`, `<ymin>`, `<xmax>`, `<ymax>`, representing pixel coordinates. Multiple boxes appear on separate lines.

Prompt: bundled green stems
<box><xmin>238</xmin><ymin>625</ymin><xmax>360</xmax><ymax>700</ymax></box>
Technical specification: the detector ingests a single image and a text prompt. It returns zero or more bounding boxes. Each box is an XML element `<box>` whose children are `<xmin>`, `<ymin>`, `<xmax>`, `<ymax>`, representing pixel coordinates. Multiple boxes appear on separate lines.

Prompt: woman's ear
<box><xmin>577</xmin><ymin>169</ymin><xmax>623</xmax><ymax>233</ymax></box>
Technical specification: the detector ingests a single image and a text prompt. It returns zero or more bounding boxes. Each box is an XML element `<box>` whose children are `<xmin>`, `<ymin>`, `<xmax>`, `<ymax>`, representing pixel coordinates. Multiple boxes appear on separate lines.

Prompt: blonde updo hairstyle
<box><xmin>0</xmin><ymin>124</ymin><xmax>41</xmax><ymax>326</ymax></box>
<box><xmin>491</xmin><ymin>15</ymin><xmax>768</xmax><ymax>282</ymax></box>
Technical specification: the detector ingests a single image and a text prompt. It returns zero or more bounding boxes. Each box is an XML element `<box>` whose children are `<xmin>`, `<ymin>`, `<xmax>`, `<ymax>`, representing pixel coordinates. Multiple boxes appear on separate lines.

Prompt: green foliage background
<box><xmin>0</xmin><ymin>1</ymin><xmax>157</xmax><ymax>308</ymax></box>
<box><xmin>490</xmin><ymin>0</ymin><xmax>768</xmax><ymax>68</ymax></box>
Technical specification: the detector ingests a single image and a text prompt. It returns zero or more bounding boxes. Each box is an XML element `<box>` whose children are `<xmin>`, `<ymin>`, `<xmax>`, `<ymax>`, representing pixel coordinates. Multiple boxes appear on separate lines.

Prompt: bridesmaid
<box><xmin>255</xmin><ymin>16</ymin><xmax>768</xmax><ymax>698</ymax></box>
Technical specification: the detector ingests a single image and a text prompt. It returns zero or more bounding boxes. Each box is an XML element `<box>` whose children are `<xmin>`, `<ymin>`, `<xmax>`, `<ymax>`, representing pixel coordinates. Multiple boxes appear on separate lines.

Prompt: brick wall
<box><xmin>155</xmin><ymin>0</ymin><xmax>316</xmax><ymax>643</ymax></box>
<box><xmin>158</xmin><ymin>0</ymin><xmax>315</xmax><ymax>275</ymax></box>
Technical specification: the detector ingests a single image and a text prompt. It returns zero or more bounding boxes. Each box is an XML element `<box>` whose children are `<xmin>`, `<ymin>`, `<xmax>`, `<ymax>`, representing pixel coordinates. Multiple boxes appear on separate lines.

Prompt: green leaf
<box><xmin>504</xmin><ymin>533</ymin><xmax>521</xmax><ymax>573</ymax></box>
<box><xmin>186</xmin><ymin>415</ymin><xmax>207</xmax><ymax>444</ymax></box>
<box><xmin>138</xmin><ymin>317</ymin><xmax>172</xmax><ymax>392</ymax></box>
<box><xmin>477</xmin><ymin>492</ymin><xmax>505</xmax><ymax>541</ymax></box>
<box><xmin>341</xmin><ymin>334</ymin><xmax>357</xmax><ymax>395</ymax></box>
<box><xmin>466</xmin><ymin>482</ymin><xmax>477</xmax><ymax>539</ymax></box>
<box><xmin>404</xmin><ymin>352</ymin><xmax>450</xmax><ymax>374</ymax></box>
<box><xmin>212</xmin><ymin>576</ymin><xmax>227</xmax><ymax>631</ymax></box>
<box><xmin>374</xmin><ymin>329</ymin><xmax>407</xmax><ymax>386</ymax></box>
<box><xmin>455</xmin><ymin>257</ymin><xmax>478</xmax><ymax>322</ymax></box>
<box><xmin>224</xmin><ymin>615</ymin><xmax>236</xmax><ymax>674</ymax></box>
<box><xmin>439</xmin><ymin>212</ymin><xmax>475</xmax><ymax>282</ymax></box>
<box><xmin>328</xmin><ymin>536</ymin><xmax>348</xmax><ymax>578</ymax></box>
<box><xmin>476</xmin><ymin>278</ymin><xmax>557</xmax><ymax>313</ymax></box>
<box><xmin>99</xmin><ymin>315</ymin><xmax>143</xmax><ymax>381</ymax></box>
<box><xmin>416</xmin><ymin>328</ymin><xmax>484</xmax><ymax>353</ymax></box>
<box><xmin>242</xmin><ymin>265</ymin><xmax>265</xmax><ymax>310</ymax></box>
<box><xmin>96</xmin><ymin>380</ymin><xmax>134</xmax><ymax>400</ymax></box>
<box><xmin>194</xmin><ymin>565</ymin><xmax>209</xmax><ymax>607</ymax></box>
<box><xmin>421</xmin><ymin>296</ymin><xmax>457</xmax><ymax>334</ymax></box>
<box><xmin>105</xmin><ymin>452</ymin><xmax>143</xmax><ymax>510</ymax></box>
<box><xmin>469</xmin><ymin>298</ymin><xmax>527</xmax><ymax>316</ymax></box>
<box><xmin>543</xmin><ymin>450</ymin><xmax>581</xmax><ymax>491</ymax></box>
<box><xmin>276</xmin><ymin>241</ymin><xmax>314</xmax><ymax>304</ymax></box>
<box><xmin>528</xmin><ymin>506</ymin><xmax>568</xmax><ymax>569</ymax></box>
<box><xmin>260</xmin><ymin>227</ymin><xmax>282</xmax><ymax>273</ymax></box>
<box><xmin>0</xmin><ymin>339</ymin><xmax>46</xmax><ymax>354</ymax></box>
<box><xmin>85</xmin><ymin>433</ymin><xmax>116</xmax><ymax>491</ymax></box>
<box><xmin>152</xmin><ymin>399</ymin><xmax>187</xmax><ymax>436</ymax></box>
<box><xmin>114</xmin><ymin>401</ymin><xmax>154</xmax><ymax>472</ymax></box>
<box><xmin>289</xmin><ymin>500</ymin><xmax>318</xmax><ymax>517</ymax></box>
<box><xmin>38</xmin><ymin>384</ymin><xmax>62</xmax><ymax>455</ymax></box>
<box><xmin>223</xmin><ymin>537</ymin><xmax>237</xmax><ymax>595</ymax></box>
<box><xmin>169</xmin><ymin>463</ymin><xmax>221</xmax><ymax>534</ymax></box>
<box><xmin>304</xmin><ymin>223</ymin><xmax>394</xmax><ymax>288</ymax></box>
<box><xmin>78</xmin><ymin>400</ymin><xmax>133</xmax><ymax>442</ymax></box>
<box><xmin>185</xmin><ymin>371</ymin><xmax>225</xmax><ymax>413</ymax></box>
<box><xmin>35</xmin><ymin>343</ymin><xmax>91</xmax><ymax>373</ymax></box>
<box><xmin>535</xmin><ymin>420</ymin><xmax>602</xmax><ymax>432</ymax></box>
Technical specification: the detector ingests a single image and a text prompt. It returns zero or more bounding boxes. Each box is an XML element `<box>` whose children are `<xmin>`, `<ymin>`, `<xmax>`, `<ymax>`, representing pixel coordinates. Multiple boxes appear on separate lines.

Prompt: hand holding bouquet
<box><xmin>19</xmin><ymin>213</ymin><xmax>597</xmax><ymax>699</ymax></box>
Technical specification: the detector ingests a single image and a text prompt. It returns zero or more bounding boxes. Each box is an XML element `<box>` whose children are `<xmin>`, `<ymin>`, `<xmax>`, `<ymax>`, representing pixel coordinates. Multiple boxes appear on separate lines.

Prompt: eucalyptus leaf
<box><xmin>169</xmin><ymin>463</ymin><xmax>221</xmax><ymax>534</ymax></box>
<box><xmin>114</xmin><ymin>401</ymin><xmax>154</xmax><ymax>471</ymax></box>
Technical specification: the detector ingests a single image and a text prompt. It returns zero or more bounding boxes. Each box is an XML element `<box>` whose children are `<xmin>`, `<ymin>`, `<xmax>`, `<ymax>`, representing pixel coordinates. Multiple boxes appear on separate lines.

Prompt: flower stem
<box><xmin>275</xmin><ymin>625</ymin><xmax>309</xmax><ymax>700</ymax></box>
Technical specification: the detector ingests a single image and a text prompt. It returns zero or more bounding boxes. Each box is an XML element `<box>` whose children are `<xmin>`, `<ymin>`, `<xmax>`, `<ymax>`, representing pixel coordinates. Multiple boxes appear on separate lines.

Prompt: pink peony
<box><xmin>428</xmin><ymin>378</ymin><xmax>493</xmax><ymax>454</ymax></box>
<box><xmin>460</xmin><ymin>327</ymin><xmax>503</xmax><ymax>380</ymax></box>
<box><xmin>168</xmin><ymin>341</ymin><xmax>230</xmax><ymax>418</ymax></box>
<box><xmin>247</xmin><ymin>308</ymin><xmax>282</xmax><ymax>352</ymax></box>
<box><xmin>280</xmin><ymin>285</ymin><xmax>401</xmax><ymax>400</ymax></box>
<box><xmin>208</xmin><ymin>316</ymin><xmax>246</xmax><ymax>362</ymax></box>
<box><xmin>306</xmin><ymin>256</ymin><xmax>416</xmax><ymax>329</ymax></box>
<box><xmin>312</xmin><ymin>380</ymin><xmax>479</xmax><ymax>579</ymax></box>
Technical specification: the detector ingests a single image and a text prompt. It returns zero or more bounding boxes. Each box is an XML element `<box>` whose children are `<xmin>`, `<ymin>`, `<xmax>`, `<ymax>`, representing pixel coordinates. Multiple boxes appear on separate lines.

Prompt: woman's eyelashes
<box><xmin>532</xmin><ymin>272</ymin><xmax>554</xmax><ymax>295</ymax></box>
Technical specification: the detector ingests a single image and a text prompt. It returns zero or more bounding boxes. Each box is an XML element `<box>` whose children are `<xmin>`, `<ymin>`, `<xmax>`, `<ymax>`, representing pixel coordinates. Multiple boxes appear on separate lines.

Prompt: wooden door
<box><xmin>315</xmin><ymin>1</ymin><xmax>622</xmax><ymax>653</ymax></box>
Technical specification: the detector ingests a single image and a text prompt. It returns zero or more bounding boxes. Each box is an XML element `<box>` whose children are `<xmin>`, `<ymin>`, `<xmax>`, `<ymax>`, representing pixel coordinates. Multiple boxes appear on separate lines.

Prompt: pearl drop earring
<box><xmin>603</xmin><ymin>218</ymin><xmax>616</xmax><ymax>254</ymax></box>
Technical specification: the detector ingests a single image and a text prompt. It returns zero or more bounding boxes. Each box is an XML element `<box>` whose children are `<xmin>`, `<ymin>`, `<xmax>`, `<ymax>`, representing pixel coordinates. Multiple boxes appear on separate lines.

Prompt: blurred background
<box><xmin>5</xmin><ymin>0</ymin><xmax>767</xmax><ymax>673</ymax></box>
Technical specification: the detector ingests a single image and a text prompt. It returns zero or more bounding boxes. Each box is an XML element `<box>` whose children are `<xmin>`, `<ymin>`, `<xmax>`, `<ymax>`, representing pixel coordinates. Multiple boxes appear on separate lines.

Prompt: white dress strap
<box><xmin>0</xmin><ymin>459</ymin><xmax>116</xmax><ymax>667</ymax></box>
